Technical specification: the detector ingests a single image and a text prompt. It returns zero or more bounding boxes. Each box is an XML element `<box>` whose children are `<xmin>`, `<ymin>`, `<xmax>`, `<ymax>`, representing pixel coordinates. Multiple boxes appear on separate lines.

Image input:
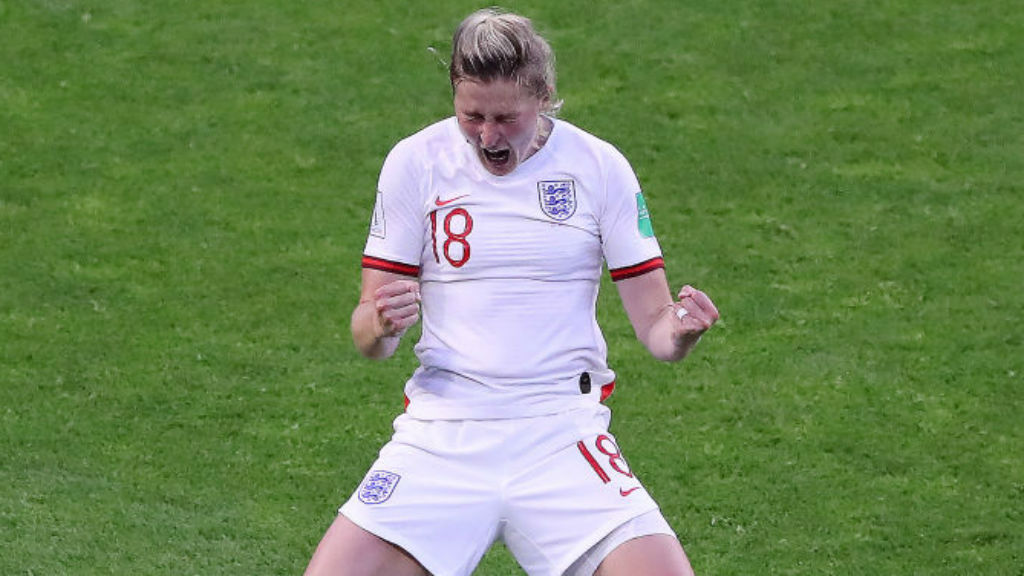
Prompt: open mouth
<box><xmin>481</xmin><ymin>148</ymin><xmax>511</xmax><ymax>165</ymax></box>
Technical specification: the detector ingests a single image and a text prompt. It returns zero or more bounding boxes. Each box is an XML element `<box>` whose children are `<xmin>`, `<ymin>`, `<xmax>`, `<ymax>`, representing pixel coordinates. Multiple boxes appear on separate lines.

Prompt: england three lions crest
<box><xmin>538</xmin><ymin>180</ymin><xmax>577</xmax><ymax>221</ymax></box>
<box><xmin>357</xmin><ymin>470</ymin><xmax>401</xmax><ymax>505</ymax></box>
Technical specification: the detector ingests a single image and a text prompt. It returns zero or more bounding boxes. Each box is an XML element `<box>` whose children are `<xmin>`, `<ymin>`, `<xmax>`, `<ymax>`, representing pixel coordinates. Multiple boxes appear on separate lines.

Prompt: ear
<box><xmin>537</xmin><ymin>87</ymin><xmax>553</xmax><ymax>110</ymax></box>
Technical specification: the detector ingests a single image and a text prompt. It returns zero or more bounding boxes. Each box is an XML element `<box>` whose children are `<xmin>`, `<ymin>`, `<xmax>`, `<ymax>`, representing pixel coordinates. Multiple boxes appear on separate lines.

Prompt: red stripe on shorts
<box><xmin>600</xmin><ymin>381</ymin><xmax>616</xmax><ymax>402</ymax></box>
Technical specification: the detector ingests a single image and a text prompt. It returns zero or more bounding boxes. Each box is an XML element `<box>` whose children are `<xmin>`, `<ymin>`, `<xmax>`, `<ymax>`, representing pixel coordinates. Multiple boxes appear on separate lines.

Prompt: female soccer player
<box><xmin>306</xmin><ymin>8</ymin><xmax>718</xmax><ymax>576</ymax></box>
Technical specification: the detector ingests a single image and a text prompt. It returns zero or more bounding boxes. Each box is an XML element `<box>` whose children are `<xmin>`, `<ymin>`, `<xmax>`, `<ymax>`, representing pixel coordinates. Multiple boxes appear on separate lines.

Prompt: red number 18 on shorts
<box><xmin>577</xmin><ymin>434</ymin><xmax>643</xmax><ymax>497</ymax></box>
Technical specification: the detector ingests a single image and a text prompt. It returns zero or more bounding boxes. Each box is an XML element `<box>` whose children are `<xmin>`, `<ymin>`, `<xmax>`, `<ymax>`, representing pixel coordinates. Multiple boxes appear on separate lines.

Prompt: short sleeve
<box><xmin>598</xmin><ymin>147</ymin><xmax>664</xmax><ymax>280</ymax></box>
<box><xmin>361</xmin><ymin>140</ymin><xmax>426</xmax><ymax>275</ymax></box>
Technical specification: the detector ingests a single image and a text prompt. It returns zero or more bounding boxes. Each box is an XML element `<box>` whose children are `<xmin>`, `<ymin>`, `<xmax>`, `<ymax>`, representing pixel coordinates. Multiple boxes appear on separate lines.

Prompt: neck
<box><xmin>525</xmin><ymin>116</ymin><xmax>553</xmax><ymax>160</ymax></box>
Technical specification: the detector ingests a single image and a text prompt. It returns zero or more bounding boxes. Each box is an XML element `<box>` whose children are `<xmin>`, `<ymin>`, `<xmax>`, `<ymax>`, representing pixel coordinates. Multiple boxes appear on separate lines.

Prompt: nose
<box><xmin>480</xmin><ymin>120</ymin><xmax>501</xmax><ymax>148</ymax></box>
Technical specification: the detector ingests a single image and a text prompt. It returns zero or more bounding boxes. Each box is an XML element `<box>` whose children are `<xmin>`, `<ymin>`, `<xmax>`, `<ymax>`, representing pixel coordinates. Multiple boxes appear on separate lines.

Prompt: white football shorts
<box><xmin>338</xmin><ymin>405</ymin><xmax>676</xmax><ymax>576</ymax></box>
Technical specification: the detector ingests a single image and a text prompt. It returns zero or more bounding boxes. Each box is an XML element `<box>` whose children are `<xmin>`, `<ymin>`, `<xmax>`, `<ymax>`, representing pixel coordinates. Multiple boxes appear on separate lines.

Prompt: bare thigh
<box><xmin>595</xmin><ymin>534</ymin><xmax>694</xmax><ymax>576</ymax></box>
<box><xmin>304</xmin><ymin>514</ymin><xmax>428</xmax><ymax>576</ymax></box>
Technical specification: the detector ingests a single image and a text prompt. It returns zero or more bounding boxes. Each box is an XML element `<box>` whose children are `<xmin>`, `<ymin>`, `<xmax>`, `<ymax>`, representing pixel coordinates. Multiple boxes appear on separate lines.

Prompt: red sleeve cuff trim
<box><xmin>609</xmin><ymin>257</ymin><xmax>665</xmax><ymax>281</ymax></box>
<box><xmin>361</xmin><ymin>255</ymin><xmax>420</xmax><ymax>277</ymax></box>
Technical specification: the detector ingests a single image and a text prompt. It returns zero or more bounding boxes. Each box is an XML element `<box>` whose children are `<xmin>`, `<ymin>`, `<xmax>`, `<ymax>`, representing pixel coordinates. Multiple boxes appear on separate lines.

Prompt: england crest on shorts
<box><xmin>538</xmin><ymin>179</ymin><xmax>577</xmax><ymax>221</ymax></box>
<box><xmin>357</xmin><ymin>470</ymin><xmax>401</xmax><ymax>505</ymax></box>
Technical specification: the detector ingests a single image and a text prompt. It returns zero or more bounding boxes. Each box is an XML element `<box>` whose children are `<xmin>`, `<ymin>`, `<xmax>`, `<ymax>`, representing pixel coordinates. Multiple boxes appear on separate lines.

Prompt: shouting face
<box><xmin>454</xmin><ymin>78</ymin><xmax>548</xmax><ymax>176</ymax></box>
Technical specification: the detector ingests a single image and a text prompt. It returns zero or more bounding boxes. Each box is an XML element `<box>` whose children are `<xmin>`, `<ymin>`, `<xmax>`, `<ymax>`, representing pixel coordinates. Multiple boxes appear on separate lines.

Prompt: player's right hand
<box><xmin>373</xmin><ymin>280</ymin><xmax>421</xmax><ymax>338</ymax></box>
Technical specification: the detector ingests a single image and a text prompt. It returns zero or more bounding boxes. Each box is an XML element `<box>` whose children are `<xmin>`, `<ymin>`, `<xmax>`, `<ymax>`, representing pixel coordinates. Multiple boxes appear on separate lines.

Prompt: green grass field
<box><xmin>2</xmin><ymin>1</ymin><xmax>1021</xmax><ymax>574</ymax></box>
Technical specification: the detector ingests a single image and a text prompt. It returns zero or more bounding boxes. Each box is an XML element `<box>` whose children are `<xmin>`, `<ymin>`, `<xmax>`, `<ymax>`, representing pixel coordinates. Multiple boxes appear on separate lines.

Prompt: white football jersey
<box><xmin>363</xmin><ymin>117</ymin><xmax>664</xmax><ymax>419</ymax></box>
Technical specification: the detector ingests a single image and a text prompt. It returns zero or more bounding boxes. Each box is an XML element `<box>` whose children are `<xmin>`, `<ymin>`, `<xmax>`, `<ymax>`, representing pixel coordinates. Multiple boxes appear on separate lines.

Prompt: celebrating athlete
<box><xmin>306</xmin><ymin>8</ymin><xmax>719</xmax><ymax>576</ymax></box>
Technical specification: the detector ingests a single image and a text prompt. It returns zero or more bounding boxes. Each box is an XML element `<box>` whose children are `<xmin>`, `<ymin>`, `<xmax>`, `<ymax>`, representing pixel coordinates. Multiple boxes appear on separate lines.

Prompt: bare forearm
<box><xmin>351</xmin><ymin>300</ymin><xmax>402</xmax><ymax>359</ymax></box>
<box><xmin>617</xmin><ymin>271</ymin><xmax>719</xmax><ymax>363</ymax></box>
<box><xmin>641</xmin><ymin>305</ymin><xmax>701</xmax><ymax>362</ymax></box>
<box><xmin>350</xmin><ymin>274</ymin><xmax>422</xmax><ymax>360</ymax></box>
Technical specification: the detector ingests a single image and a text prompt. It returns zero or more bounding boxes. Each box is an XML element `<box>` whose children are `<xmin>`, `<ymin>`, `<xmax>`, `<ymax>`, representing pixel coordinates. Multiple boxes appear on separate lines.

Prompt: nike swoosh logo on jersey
<box><xmin>619</xmin><ymin>487</ymin><xmax>641</xmax><ymax>497</ymax></box>
<box><xmin>435</xmin><ymin>194</ymin><xmax>469</xmax><ymax>207</ymax></box>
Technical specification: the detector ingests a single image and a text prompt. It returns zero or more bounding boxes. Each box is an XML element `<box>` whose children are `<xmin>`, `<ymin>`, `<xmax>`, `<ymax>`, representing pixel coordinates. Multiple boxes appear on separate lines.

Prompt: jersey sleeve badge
<box><xmin>635</xmin><ymin>192</ymin><xmax>655</xmax><ymax>238</ymax></box>
<box><xmin>369</xmin><ymin>191</ymin><xmax>386</xmax><ymax>239</ymax></box>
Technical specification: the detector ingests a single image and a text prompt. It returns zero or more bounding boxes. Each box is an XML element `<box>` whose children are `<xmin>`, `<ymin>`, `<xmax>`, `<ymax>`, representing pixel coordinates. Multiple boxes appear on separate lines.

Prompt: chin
<box><xmin>484</xmin><ymin>163</ymin><xmax>517</xmax><ymax>176</ymax></box>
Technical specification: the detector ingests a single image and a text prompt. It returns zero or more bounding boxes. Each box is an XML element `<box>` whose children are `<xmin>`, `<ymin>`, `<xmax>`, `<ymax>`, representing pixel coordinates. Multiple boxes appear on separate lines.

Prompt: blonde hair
<box><xmin>449</xmin><ymin>8</ymin><xmax>562</xmax><ymax>114</ymax></box>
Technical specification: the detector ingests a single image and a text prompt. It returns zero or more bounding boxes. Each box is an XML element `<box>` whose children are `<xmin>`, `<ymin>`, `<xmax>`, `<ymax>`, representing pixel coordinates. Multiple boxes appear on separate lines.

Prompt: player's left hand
<box><xmin>671</xmin><ymin>285</ymin><xmax>719</xmax><ymax>341</ymax></box>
